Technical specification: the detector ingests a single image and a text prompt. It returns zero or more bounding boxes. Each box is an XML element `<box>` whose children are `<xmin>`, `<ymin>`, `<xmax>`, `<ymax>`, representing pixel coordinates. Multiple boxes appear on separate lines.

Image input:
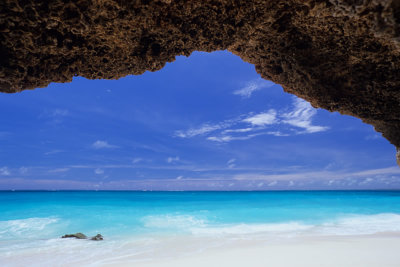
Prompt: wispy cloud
<box><xmin>233</xmin><ymin>167</ymin><xmax>400</xmax><ymax>182</ymax></box>
<box><xmin>176</xmin><ymin>97</ymin><xmax>328</xmax><ymax>143</ymax></box>
<box><xmin>174</xmin><ymin>124</ymin><xmax>222</xmax><ymax>138</ymax></box>
<box><xmin>266</xmin><ymin>131</ymin><xmax>289</xmax><ymax>137</ymax></box>
<box><xmin>0</xmin><ymin>167</ymin><xmax>10</xmax><ymax>176</ymax></box>
<box><xmin>350</xmin><ymin>167</ymin><xmax>400</xmax><ymax>177</ymax></box>
<box><xmin>1</xmin><ymin>165</ymin><xmax>398</xmax><ymax>190</ymax></box>
<box><xmin>233</xmin><ymin>79</ymin><xmax>275</xmax><ymax>98</ymax></box>
<box><xmin>44</xmin><ymin>150</ymin><xmax>63</xmax><ymax>155</ymax></box>
<box><xmin>92</xmin><ymin>140</ymin><xmax>118</xmax><ymax>149</ymax></box>
<box><xmin>281</xmin><ymin>98</ymin><xmax>329</xmax><ymax>133</ymax></box>
<box><xmin>48</xmin><ymin>168</ymin><xmax>70</xmax><ymax>173</ymax></box>
<box><xmin>40</xmin><ymin>109</ymin><xmax>70</xmax><ymax>124</ymax></box>
<box><xmin>222</xmin><ymin>128</ymin><xmax>253</xmax><ymax>134</ymax></box>
<box><xmin>243</xmin><ymin>110</ymin><xmax>277</xmax><ymax>126</ymax></box>
<box><xmin>167</xmin><ymin>156</ymin><xmax>180</xmax><ymax>163</ymax></box>
<box><xmin>94</xmin><ymin>168</ymin><xmax>104</xmax><ymax>175</ymax></box>
<box><xmin>227</xmin><ymin>158</ymin><xmax>236</xmax><ymax>168</ymax></box>
<box><xmin>174</xmin><ymin>118</ymin><xmax>238</xmax><ymax>138</ymax></box>
<box><xmin>132</xmin><ymin>158</ymin><xmax>143</xmax><ymax>164</ymax></box>
<box><xmin>207</xmin><ymin>132</ymin><xmax>267</xmax><ymax>142</ymax></box>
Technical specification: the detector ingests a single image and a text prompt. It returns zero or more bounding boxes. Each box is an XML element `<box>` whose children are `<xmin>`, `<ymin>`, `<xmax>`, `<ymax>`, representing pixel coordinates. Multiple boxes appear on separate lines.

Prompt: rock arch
<box><xmin>1</xmin><ymin>0</ymin><xmax>400</xmax><ymax>163</ymax></box>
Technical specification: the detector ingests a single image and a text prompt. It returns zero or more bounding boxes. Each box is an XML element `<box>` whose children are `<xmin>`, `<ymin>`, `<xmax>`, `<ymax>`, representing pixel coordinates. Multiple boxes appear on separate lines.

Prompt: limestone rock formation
<box><xmin>61</xmin><ymin>233</ymin><xmax>104</xmax><ymax>240</ymax></box>
<box><xmin>61</xmin><ymin>233</ymin><xmax>87</xmax><ymax>239</ymax></box>
<box><xmin>1</xmin><ymin>0</ymin><xmax>399</xmax><ymax>161</ymax></box>
<box><xmin>90</xmin><ymin>234</ymin><xmax>104</xmax><ymax>241</ymax></box>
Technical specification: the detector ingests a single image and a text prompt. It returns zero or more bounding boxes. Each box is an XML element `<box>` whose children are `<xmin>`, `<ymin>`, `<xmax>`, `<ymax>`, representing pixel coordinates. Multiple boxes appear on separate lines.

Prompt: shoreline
<box><xmin>2</xmin><ymin>232</ymin><xmax>400</xmax><ymax>266</ymax></box>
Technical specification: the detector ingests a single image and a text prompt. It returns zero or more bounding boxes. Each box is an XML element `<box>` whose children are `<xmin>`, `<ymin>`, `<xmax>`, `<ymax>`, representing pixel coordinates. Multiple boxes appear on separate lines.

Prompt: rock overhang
<box><xmin>1</xmin><ymin>0</ymin><xmax>399</xmax><ymax>164</ymax></box>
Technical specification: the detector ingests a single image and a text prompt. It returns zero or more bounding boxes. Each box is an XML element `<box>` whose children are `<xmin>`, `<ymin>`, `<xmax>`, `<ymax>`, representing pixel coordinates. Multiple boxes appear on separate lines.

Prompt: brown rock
<box><xmin>90</xmin><ymin>234</ymin><xmax>104</xmax><ymax>241</ymax></box>
<box><xmin>1</xmin><ymin>1</ymin><xmax>399</xmax><ymax>160</ymax></box>
<box><xmin>61</xmin><ymin>233</ymin><xmax>87</xmax><ymax>239</ymax></box>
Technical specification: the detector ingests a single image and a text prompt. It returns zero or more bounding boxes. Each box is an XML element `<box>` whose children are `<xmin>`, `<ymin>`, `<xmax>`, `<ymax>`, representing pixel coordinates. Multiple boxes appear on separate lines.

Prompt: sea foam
<box><xmin>142</xmin><ymin>214</ymin><xmax>207</xmax><ymax>229</ymax></box>
<box><xmin>0</xmin><ymin>217</ymin><xmax>59</xmax><ymax>240</ymax></box>
<box><xmin>315</xmin><ymin>213</ymin><xmax>400</xmax><ymax>236</ymax></box>
<box><xmin>140</xmin><ymin>213</ymin><xmax>400</xmax><ymax>237</ymax></box>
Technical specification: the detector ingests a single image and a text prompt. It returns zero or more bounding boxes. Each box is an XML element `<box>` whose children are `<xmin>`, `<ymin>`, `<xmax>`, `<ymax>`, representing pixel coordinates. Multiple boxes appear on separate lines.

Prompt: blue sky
<box><xmin>0</xmin><ymin>51</ymin><xmax>399</xmax><ymax>190</ymax></box>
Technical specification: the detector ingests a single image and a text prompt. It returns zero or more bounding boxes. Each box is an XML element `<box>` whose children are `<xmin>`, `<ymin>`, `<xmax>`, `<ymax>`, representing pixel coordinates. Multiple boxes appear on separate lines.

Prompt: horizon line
<box><xmin>1</xmin><ymin>189</ymin><xmax>400</xmax><ymax>192</ymax></box>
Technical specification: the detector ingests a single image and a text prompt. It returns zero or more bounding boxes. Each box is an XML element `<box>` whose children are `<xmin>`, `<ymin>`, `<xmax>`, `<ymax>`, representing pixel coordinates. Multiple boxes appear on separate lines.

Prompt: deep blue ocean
<box><xmin>1</xmin><ymin>191</ymin><xmax>400</xmax><ymax>266</ymax></box>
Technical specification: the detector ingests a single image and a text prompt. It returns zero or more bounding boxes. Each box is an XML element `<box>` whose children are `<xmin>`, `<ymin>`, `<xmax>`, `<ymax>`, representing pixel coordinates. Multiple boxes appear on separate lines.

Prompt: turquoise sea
<box><xmin>1</xmin><ymin>191</ymin><xmax>400</xmax><ymax>266</ymax></box>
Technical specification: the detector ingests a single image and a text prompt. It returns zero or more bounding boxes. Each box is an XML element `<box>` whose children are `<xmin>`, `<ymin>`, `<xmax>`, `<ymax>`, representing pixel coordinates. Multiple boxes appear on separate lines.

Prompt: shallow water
<box><xmin>1</xmin><ymin>191</ymin><xmax>400</xmax><ymax>266</ymax></box>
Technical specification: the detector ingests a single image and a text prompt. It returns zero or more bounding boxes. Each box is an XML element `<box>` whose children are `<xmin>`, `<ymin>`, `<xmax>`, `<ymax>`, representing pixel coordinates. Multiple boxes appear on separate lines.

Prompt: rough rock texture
<box><xmin>90</xmin><ymin>234</ymin><xmax>104</xmax><ymax>241</ymax></box>
<box><xmin>61</xmin><ymin>233</ymin><xmax>87</xmax><ymax>239</ymax></box>
<box><xmin>397</xmin><ymin>148</ymin><xmax>400</xmax><ymax>167</ymax></box>
<box><xmin>1</xmin><ymin>0</ymin><xmax>400</xmax><ymax>158</ymax></box>
<box><xmin>61</xmin><ymin>233</ymin><xmax>103</xmax><ymax>240</ymax></box>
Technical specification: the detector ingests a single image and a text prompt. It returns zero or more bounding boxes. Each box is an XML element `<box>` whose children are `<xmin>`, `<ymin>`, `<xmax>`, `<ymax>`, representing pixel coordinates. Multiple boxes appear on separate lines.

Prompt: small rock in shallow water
<box><xmin>90</xmin><ymin>234</ymin><xmax>104</xmax><ymax>241</ymax></box>
<box><xmin>61</xmin><ymin>233</ymin><xmax>87</xmax><ymax>239</ymax></box>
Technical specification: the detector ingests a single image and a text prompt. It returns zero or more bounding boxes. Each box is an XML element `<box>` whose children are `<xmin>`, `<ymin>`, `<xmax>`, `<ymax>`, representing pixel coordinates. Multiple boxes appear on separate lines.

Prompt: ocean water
<box><xmin>1</xmin><ymin>191</ymin><xmax>400</xmax><ymax>266</ymax></box>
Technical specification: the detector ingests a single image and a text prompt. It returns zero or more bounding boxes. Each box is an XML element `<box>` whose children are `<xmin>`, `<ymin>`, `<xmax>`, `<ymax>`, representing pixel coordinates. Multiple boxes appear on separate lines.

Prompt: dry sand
<box><xmin>110</xmin><ymin>234</ymin><xmax>400</xmax><ymax>267</ymax></box>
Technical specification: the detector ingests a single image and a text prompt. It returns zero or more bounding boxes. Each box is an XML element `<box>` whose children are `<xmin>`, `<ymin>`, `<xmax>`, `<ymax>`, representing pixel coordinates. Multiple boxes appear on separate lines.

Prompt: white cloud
<box><xmin>175</xmin><ymin>124</ymin><xmax>222</xmax><ymax>138</ymax></box>
<box><xmin>268</xmin><ymin>181</ymin><xmax>277</xmax><ymax>186</ymax></box>
<box><xmin>94</xmin><ymin>168</ymin><xmax>104</xmax><ymax>175</ymax></box>
<box><xmin>232</xmin><ymin>167</ymin><xmax>400</xmax><ymax>184</ymax></box>
<box><xmin>207</xmin><ymin>136</ymin><xmax>234</xmax><ymax>142</ymax></box>
<box><xmin>167</xmin><ymin>156</ymin><xmax>180</xmax><ymax>163</ymax></box>
<box><xmin>176</xmin><ymin>175</ymin><xmax>183</xmax><ymax>180</ymax></box>
<box><xmin>282</xmin><ymin>98</ymin><xmax>328</xmax><ymax>133</ymax></box>
<box><xmin>227</xmin><ymin>158</ymin><xmax>236</xmax><ymax>168</ymax></box>
<box><xmin>132</xmin><ymin>158</ymin><xmax>142</xmax><ymax>164</ymax></box>
<box><xmin>40</xmin><ymin>109</ymin><xmax>69</xmax><ymax>124</ymax></box>
<box><xmin>233</xmin><ymin>79</ymin><xmax>275</xmax><ymax>98</ymax></box>
<box><xmin>174</xmin><ymin>97</ymin><xmax>328</xmax><ymax>143</ymax></box>
<box><xmin>222</xmin><ymin>128</ymin><xmax>253</xmax><ymax>134</ymax></box>
<box><xmin>44</xmin><ymin>150</ymin><xmax>63</xmax><ymax>155</ymax></box>
<box><xmin>48</xmin><ymin>168</ymin><xmax>70</xmax><ymax>173</ymax></box>
<box><xmin>174</xmin><ymin>118</ymin><xmax>238</xmax><ymax>138</ymax></box>
<box><xmin>266</xmin><ymin>131</ymin><xmax>289</xmax><ymax>137</ymax></box>
<box><xmin>350</xmin><ymin>167</ymin><xmax>400</xmax><ymax>176</ymax></box>
<box><xmin>359</xmin><ymin>177</ymin><xmax>373</xmax><ymax>185</ymax></box>
<box><xmin>243</xmin><ymin>110</ymin><xmax>277</xmax><ymax>126</ymax></box>
<box><xmin>207</xmin><ymin>132</ymin><xmax>269</xmax><ymax>143</ymax></box>
<box><xmin>227</xmin><ymin>158</ymin><xmax>236</xmax><ymax>164</ymax></box>
<box><xmin>92</xmin><ymin>140</ymin><xmax>118</xmax><ymax>149</ymax></box>
<box><xmin>207</xmin><ymin>134</ymin><xmax>256</xmax><ymax>142</ymax></box>
<box><xmin>0</xmin><ymin>167</ymin><xmax>10</xmax><ymax>176</ymax></box>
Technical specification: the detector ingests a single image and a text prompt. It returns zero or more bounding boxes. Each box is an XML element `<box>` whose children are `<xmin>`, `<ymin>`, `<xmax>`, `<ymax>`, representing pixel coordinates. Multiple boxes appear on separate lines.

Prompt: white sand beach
<box><xmin>2</xmin><ymin>230</ymin><xmax>400</xmax><ymax>267</ymax></box>
<box><xmin>111</xmin><ymin>234</ymin><xmax>400</xmax><ymax>267</ymax></box>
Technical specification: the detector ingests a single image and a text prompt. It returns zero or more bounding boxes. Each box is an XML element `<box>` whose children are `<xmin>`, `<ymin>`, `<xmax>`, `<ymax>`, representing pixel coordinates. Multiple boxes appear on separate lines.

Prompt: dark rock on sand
<box><xmin>61</xmin><ymin>233</ymin><xmax>87</xmax><ymax>239</ymax></box>
<box><xmin>90</xmin><ymin>234</ymin><xmax>104</xmax><ymax>241</ymax></box>
<box><xmin>61</xmin><ymin>233</ymin><xmax>104</xmax><ymax>240</ymax></box>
